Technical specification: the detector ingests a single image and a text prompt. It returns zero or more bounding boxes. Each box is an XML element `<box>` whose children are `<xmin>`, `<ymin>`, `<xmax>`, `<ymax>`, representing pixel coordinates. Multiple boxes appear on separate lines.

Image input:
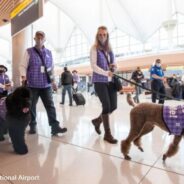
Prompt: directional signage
<box><xmin>11</xmin><ymin>0</ymin><xmax>43</xmax><ymax>36</ymax></box>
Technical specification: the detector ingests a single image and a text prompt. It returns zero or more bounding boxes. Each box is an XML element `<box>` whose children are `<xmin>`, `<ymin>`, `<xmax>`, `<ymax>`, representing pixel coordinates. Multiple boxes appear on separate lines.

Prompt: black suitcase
<box><xmin>73</xmin><ymin>93</ymin><xmax>85</xmax><ymax>105</ymax></box>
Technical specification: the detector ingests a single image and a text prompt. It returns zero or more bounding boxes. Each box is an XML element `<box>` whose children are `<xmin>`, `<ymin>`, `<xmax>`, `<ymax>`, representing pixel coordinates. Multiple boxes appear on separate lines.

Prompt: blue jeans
<box><xmin>134</xmin><ymin>83</ymin><xmax>142</xmax><ymax>103</ymax></box>
<box><xmin>29</xmin><ymin>87</ymin><xmax>59</xmax><ymax>127</ymax></box>
<box><xmin>61</xmin><ymin>85</ymin><xmax>73</xmax><ymax>105</ymax></box>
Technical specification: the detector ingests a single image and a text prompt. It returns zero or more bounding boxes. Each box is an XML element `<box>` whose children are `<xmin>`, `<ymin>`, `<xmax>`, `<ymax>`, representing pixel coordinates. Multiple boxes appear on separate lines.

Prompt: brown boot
<box><xmin>92</xmin><ymin>115</ymin><xmax>102</xmax><ymax>135</ymax></box>
<box><xmin>102</xmin><ymin>114</ymin><xmax>118</xmax><ymax>144</ymax></box>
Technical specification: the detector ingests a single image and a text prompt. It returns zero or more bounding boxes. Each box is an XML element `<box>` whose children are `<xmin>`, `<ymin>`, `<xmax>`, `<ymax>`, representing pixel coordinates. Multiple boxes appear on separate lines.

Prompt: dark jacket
<box><xmin>61</xmin><ymin>71</ymin><xmax>73</xmax><ymax>85</ymax></box>
<box><xmin>131</xmin><ymin>70</ymin><xmax>144</xmax><ymax>83</ymax></box>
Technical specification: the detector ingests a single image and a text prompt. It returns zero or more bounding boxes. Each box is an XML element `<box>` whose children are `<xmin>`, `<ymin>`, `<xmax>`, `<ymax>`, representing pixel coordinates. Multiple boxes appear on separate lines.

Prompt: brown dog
<box><xmin>121</xmin><ymin>93</ymin><xmax>183</xmax><ymax>161</ymax></box>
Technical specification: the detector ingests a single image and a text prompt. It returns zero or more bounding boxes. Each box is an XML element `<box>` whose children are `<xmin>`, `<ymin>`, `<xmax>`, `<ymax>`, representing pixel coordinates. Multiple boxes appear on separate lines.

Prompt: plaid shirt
<box><xmin>163</xmin><ymin>105</ymin><xmax>184</xmax><ymax>135</ymax></box>
<box><xmin>0</xmin><ymin>98</ymin><xmax>6</xmax><ymax>121</ymax></box>
<box><xmin>0</xmin><ymin>74</ymin><xmax>10</xmax><ymax>93</ymax></box>
<box><xmin>26</xmin><ymin>47</ymin><xmax>53</xmax><ymax>88</ymax></box>
<box><xmin>92</xmin><ymin>49</ymin><xmax>115</xmax><ymax>83</ymax></box>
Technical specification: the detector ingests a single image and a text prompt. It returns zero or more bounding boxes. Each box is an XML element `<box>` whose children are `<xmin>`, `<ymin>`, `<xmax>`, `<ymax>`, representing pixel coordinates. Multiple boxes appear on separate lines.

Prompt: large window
<box><xmin>60</xmin><ymin>13</ymin><xmax>184</xmax><ymax>67</ymax></box>
<box><xmin>110</xmin><ymin>29</ymin><xmax>143</xmax><ymax>57</ymax></box>
<box><xmin>110</xmin><ymin>29</ymin><xmax>129</xmax><ymax>56</ymax></box>
<box><xmin>63</xmin><ymin>28</ymin><xmax>90</xmax><ymax>65</ymax></box>
<box><xmin>144</xmin><ymin>14</ymin><xmax>184</xmax><ymax>52</ymax></box>
<box><xmin>1</xmin><ymin>2</ymin><xmax>184</xmax><ymax>70</ymax></box>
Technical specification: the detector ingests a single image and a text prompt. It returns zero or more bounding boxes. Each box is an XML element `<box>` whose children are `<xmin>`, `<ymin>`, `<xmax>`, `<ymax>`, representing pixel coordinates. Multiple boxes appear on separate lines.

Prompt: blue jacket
<box><xmin>150</xmin><ymin>65</ymin><xmax>164</xmax><ymax>80</ymax></box>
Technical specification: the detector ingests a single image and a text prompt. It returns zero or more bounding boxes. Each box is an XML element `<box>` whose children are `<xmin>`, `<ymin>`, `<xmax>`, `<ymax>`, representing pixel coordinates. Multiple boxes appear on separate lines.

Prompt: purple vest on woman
<box><xmin>27</xmin><ymin>47</ymin><xmax>53</xmax><ymax>88</ymax></box>
<box><xmin>92</xmin><ymin>49</ymin><xmax>115</xmax><ymax>83</ymax></box>
<box><xmin>0</xmin><ymin>74</ymin><xmax>10</xmax><ymax>93</ymax></box>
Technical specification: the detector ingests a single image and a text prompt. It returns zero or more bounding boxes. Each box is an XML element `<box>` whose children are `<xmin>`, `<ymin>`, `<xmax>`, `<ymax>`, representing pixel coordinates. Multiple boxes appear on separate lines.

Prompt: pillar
<box><xmin>12</xmin><ymin>27</ymin><xmax>32</xmax><ymax>87</ymax></box>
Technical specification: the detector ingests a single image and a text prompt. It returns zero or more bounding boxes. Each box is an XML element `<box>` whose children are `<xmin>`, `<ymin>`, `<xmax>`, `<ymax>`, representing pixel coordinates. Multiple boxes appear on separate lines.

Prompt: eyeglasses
<box><xmin>98</xmin><ymin>34</ymin><xmax>107</xmax><ymax>37</ymax></box>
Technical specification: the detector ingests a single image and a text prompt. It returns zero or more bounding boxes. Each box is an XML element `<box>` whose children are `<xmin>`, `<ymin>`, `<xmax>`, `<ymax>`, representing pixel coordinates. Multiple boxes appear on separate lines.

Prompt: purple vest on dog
<box><xmin>163</xmin><ymin>105</ymin><xmax>184</xmax><ymax>135</ymax></box>
<box><xmin>27</xmin><ymin>47</ymin><xmax>53</xmax><ymax>88</ymax></box>
<box><xmin>0</xmin><ymin>98</ymin><xmax>6</xmax><ymax>121</ymax></box>
<box><xmin>92</xmin><ymin>49</ymin><xmax>115</xmax><ymax>83</ymax></box>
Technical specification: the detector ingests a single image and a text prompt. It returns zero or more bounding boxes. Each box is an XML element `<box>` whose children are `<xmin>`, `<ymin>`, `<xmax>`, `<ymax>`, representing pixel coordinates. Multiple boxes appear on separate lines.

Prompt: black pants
<box><xmin>29</xmin><ymin>87</ymin><xmax>59</xmax><ymax>127</ymax></box>
<box><xmin>151</xmin><ymin>79</ymin><xmax>166</xmax><ymax>104</ymax></box>
<box><xmin>0</xmin><ymin>117</ymin><xmax>6</xmax><ymax>140</ymax></box>
<box><xmin>94</xmin><ymin>82</ymin><xmax>117</xmax><ymax>114</ymax></box>
<box><xmin>7</xmin><ymin>115</ymin><xmax>30</xmax><ymax>154</ymax></box>
<box><xmin>182</xmin><ymin>85</ymin><xmax>184</xmax><ymax>99</ymax></box>
<box><xmin>0</xmin><ymin>91</ymin><xmax>8</xmax><ymax>99</ymax></box>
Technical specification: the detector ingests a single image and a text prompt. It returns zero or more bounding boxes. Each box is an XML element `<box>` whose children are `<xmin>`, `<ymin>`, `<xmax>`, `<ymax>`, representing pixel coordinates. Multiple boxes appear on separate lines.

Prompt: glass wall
<box><xmin>1</xmin><ymin>2</ymin><xmax>184</xmax><ymax>70</ymax></box>
<box><xmin>62</xmin><ymin>28</ymin><xmax>90</xmax><ymax>65</ymax></box>
<box><xmin>60</xmin><ymin>13</ymin><xmax>184</xmax><ymax>67</ymax></box>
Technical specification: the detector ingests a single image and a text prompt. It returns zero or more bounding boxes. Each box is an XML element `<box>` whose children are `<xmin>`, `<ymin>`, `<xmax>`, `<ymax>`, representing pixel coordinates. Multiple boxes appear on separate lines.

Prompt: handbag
<box><xmin>34</xmin><ymin>47</ymin><xmax>54</xmax><ymax>83</ymax></box>
<box><xmin>113</xmin><ymin>75</ymin><xmax>122</xmax><ymax>91</ymax></box>
<box><xmin>101</xmin><ymin>50</ymin><xmax>122</xmax><ymax>91</ymax></box>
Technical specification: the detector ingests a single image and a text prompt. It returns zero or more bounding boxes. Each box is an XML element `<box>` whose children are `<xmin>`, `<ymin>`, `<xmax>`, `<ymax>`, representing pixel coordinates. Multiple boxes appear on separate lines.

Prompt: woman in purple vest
<box><xmin>20</xmin><ymin>31</ymin><xmax>67</xmax><ymax>135</ymax></box>
<box><xmin>90</xmin><ymin>26</ymin><xmax>117</xmax><ymax>144</ymax></box>
<box><xmin>0</xmin><ymin>65</ymin><xmax>11</xmax><ymax>99</ymax></box>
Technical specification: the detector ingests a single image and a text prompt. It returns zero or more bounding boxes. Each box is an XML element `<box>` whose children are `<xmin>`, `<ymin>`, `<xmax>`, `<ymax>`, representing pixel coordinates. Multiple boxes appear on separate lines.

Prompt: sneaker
<box><xmin>51</xmin><ymin>125</ymin><xmax>67</xmax><ymax>135</ymax></box>
<box><xmin>29</xmin><ymin>125</ymin><xmax>36</xmax><ymax>134</ymax></box>
<box><xmin>60</xmin><ymin>102</ymin><xmax>64</xmax><ymax>105</ymax></box>
<box><xmin>69</xmin><ymin>104</ymin><xmax>73</xmax><ymax>106</ymax></box>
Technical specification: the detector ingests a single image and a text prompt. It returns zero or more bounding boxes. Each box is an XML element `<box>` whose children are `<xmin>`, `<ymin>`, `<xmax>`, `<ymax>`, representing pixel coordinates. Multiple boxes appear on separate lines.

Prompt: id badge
<box><xmin>47</xmin><ymin>67</ymin><xmax>51</xmax><ymax>72</ymax></box>
<box><xmin>41</xmin><ymin>66</ymin><xmax>45</xmax><ymax>73</ymax></box>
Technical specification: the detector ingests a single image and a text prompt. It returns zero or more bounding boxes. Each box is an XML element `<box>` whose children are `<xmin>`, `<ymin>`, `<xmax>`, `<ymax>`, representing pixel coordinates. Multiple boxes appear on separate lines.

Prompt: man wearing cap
<box><xmin>0</xmin><ymin>65</ymin><xmax>11</xmax><ymax>98</ymax></box>
<box><xmin>150</xmin><ymin>59</ymin><xmax>166</xmax><ymax>104</ymax></box>
<box><xmin>20</xmin><ymin>31</ymin><xmax>67</xmax><ymax>135</ymax></box>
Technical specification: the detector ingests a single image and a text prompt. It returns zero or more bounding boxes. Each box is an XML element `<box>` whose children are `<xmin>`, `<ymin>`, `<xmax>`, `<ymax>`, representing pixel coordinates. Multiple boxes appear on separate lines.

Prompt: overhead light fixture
<box><xmin>162</xmin><ymin>19</ymin><xmax>177</xmax><ymax>30</ymax></box>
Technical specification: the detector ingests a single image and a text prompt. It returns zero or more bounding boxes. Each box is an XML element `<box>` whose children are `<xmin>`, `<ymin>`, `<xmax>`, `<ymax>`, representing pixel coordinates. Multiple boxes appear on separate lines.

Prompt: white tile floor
<box><xmin>0</xmin><ymin>92</ymin><xmax>184</xmax><ymax>184</ymax></box>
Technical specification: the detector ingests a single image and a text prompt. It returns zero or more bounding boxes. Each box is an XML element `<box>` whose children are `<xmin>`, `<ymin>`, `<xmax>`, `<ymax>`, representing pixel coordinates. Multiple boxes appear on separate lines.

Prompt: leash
<box><xmin>114</xmin><ymin>74</ymin><xmax>184</xmax><ymax>102</ymax></box>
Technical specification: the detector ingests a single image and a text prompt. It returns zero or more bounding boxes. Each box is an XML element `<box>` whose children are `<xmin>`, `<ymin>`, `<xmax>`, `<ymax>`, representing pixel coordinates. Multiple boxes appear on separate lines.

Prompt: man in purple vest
<box><xmin>20</xmin><ymin>31</ymin><xmax>67</xmax><ymax>135</ymax></box>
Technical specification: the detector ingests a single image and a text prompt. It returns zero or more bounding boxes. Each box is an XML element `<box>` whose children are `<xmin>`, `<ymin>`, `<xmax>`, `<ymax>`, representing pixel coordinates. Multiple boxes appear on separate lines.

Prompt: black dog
<box><xmin>0</xmin><ymin>87</ymin><xmax>31</xmax><ymax>155</ymax></box>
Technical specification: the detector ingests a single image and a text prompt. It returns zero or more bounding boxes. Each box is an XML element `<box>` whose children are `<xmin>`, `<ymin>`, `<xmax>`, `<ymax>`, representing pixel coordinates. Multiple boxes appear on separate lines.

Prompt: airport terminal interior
<box><xmin>0</xmin><ymin>0</ymin><xmax>184</xmax><ymax>183</ymax></box>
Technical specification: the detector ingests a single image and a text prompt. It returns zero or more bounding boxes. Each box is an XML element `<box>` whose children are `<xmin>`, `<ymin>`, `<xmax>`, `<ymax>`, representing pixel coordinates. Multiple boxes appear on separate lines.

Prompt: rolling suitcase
<box><xmin>73</xmin><ymin>89</ymin><xmax>85</xmax><ymax>105</ymax></box>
